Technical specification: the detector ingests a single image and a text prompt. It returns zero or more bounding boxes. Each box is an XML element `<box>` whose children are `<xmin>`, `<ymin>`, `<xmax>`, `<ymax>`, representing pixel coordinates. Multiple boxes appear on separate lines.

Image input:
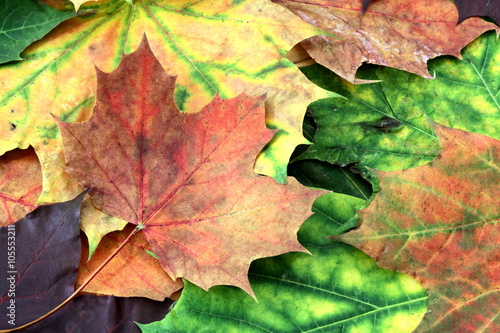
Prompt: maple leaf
<box><xmin>0</xmin><ymin>0</ymin><xmax>336</xmax><ymax>212</ymax></box>
<box><xmin>454</xmin><ymin>0</ymin><xmax>500</xmax><ymax>25</ymax></box>
<box><xmin>139</xmin><ymin>193</ymin><xmax>427</xmax><ymax>333</ymax></box>
<box><xmin>376</xmin><ymin>30</ymin><xmax>500</xmax><ymax>141</ymax></box>
<box><xmin>0</xmin><ymin>0</ymin><xmax>75</xmax><ymax>64</ymax></box>
<box><xmin>56</xmin><ymin>37</ymin><xmax>325</xmax><ymax>294</ymax></box>
<box><xmin>0</xmin><ymin>191</ymin><xmax>86</xmax><ymax>329</ymax></box>
<box><xmin>0</xmin><ymin>148</ymin><xmax>42</xmax><ymax>226</ymax></box>
<box><xmin>0</xmin><ymin>190</ymin><xmax>174</xmax><ymax>331</ymax></box>
<box><xmin>335</xmin><ymin>124</ymin><xmax>500</xmax><ymax>332</ymax></box>
<box><xmin>77</xmin><ymin>224</ymin><xmax>183</xmax><ymax>300</ymax></box>
<box><xmin>274</xmin><ymin>0</ymin><xmax>499</xmax><ymax>83</ymax></box>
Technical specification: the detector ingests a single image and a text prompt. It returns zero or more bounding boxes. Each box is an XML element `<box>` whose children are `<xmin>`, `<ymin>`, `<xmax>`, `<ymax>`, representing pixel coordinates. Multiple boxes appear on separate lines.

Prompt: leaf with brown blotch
<box><xmin>77</xmin><ymin>224</ymin><xmax>183</xmax><ymax>300</ymax></box>
<box><xmin>56</xmin><ymin>37</ymin><xmax>326</xmax><ymax>295</ymax></box>
<box><xmin>274</xmin><ymin>0</ymin><xmax>499</xmax><ymax>83</ymax></box>
<box><xmin>335</xmin><ymin>124</ymin><xmax>499</xmax><ymax>332</ymax></box>
<box><xmin>0</xmin><ymin>147</ymin><xmax>42</xmax><ymax>226</ymax></box>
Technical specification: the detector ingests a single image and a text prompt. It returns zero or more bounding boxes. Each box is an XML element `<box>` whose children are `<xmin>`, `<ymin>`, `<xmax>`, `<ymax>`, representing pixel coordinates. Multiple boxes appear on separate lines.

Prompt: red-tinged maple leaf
<box><xmin>56</xmin><ymin>37</ymin><xmax>325</xmax><ymax>295</ymax></box>
<box><xmin>77</xmin><ymin>224</ymin><xmax>183</xmax><ymax>300</ymax></box>
<box><xmin>0</xmin><ymin>147</ymin><xmax>42</xmax><ymax>226</ymax></box>
<box><xmin>335</xmin><ymin>124</ymin><xmax>499</xmax><ymax>332</ymax></box>
<box><xmin>274</xmin><ymin>0</ymin><xmax>499</xmax><ymax>83</ymax></box>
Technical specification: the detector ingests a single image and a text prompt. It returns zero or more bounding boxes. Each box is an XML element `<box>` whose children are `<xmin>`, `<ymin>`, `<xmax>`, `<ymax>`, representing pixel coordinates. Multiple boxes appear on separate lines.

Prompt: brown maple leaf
<box><xmin>56</xmin><ymin>37</ymin><xmax>325</xmax><ymax>295</ymax></box>
<box><xmin>275</xmin><ymin>0</ymin><xmax>499</xmax><ymax>83</ymax></box>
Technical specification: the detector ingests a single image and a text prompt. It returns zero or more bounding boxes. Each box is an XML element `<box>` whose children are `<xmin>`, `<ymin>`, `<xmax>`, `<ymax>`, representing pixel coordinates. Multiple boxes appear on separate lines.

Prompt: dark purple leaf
<box><xmin>0</xmin><ymin>190</ymin><xmax>87</xmax><ymax>329</ymax></box>
<box><xmin>22</xmin><ymin>295</ymin><xmax>173</xmax><ymax>333</ymax></box>
<box><xmin>455</xmin><ymin>0</ymin><xmax>500</xmax><ymax>25</ymax></box>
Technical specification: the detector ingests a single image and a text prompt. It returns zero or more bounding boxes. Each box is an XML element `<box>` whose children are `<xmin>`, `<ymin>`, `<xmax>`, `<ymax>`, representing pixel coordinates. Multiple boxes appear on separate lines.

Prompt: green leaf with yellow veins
<box><xmin>296</xmin><ymin>64</ymin><xmax>441</xmax><ymax>172</ymax></box>
<box><xmin>0</xmin><ymin>0</ymin><xmax>75</xmax><ymax>64</ymax></box>
<box><xmin>377</xmin><ymin>30</ymin><xmax>500</xmax><ymax>141</ymax></box>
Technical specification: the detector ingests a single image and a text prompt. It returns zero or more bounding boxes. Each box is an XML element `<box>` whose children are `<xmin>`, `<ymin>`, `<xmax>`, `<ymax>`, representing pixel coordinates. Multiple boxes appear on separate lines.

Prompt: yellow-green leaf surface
<box><xmin>0</xmin><ymin>0</ymin><xmax>336</xmax><ymax>249</ymax></box>
<box><xmin>139</xmin><ymin>193</ymin><xmax>428</xmax><ymax>333</ymax></box>
<box><xmin>1</xmin><ymin>0</ymin><xmax>337</xmax><ymax>204</ymax></box>
<box><xmin>377</xmin><ymin>31</ymin><xmax>500</xmax><ymax>141</ymax></box>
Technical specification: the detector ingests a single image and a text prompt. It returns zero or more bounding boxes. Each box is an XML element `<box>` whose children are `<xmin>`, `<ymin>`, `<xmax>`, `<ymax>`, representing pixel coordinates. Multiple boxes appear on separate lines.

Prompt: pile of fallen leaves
<box><xmin>0</xmin><ymin>0</ymin><xmax>498</xmax><ymax>332</ymax></box>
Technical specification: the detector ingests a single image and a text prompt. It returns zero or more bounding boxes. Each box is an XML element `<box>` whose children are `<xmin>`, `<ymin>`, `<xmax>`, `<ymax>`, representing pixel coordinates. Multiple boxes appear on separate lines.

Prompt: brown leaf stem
<box><xmin>0</xmin><ymin>225</ymin><xmax>141</xmax><ymax>332</ymax></box>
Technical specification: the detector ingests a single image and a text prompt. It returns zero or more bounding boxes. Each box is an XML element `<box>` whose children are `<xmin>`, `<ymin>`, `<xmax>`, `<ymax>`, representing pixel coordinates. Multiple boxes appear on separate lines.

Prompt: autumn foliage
<box><xmin>0</xmin><ymin>0</ymin><xmax>498</xmax><ymax>332</ymax></box>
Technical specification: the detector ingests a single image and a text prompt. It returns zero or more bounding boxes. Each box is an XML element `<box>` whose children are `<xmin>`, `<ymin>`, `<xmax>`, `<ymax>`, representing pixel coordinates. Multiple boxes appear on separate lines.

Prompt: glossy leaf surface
<box><xmin>296</xmin><ymin>64</ymin><xmax>440</xmax><ymax>172</ymax></box>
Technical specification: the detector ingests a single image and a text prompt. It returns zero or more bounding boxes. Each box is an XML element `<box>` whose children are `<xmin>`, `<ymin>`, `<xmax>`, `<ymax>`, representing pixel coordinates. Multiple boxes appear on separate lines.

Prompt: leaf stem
<box><xmin>0</xmin><ymin>225</ymin><xmax>141</xmax><ymax>332</ymax></box>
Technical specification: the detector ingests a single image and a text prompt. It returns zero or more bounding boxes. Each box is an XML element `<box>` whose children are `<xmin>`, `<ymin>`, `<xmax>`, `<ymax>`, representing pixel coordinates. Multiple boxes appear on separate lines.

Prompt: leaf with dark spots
<box><xmin>454</xmin><ymin>0</ymin><xmax>500</xmax><ymax>25</ymax></box>
<box><xmin>56</xmin><ymin>37</ymin><xmax>326</xmax><ymax>295</ymax></box>
<box><xmin>357</xmin><ymin>116</ymin><xmax>404</xmax><ymax>134</ymax></box>
<box><xmin>335</xmin><ymin>124</ymin><xmax>500</xmax><ymax>332</ymax></box>
<box><xmin>0</xmin><ymin>190</ymin><xmax>87</xmax><ymax>329</ymax></box>
<box><xmin>295</xmin><ymin>64</ymin><xmax>440</xmax><ymax>173</ymax></box>
<box><xmin>375</xmin><ymin>30</ymin><xmax>500</xmax><ymax>141</ymax></box>
<box><xmin>0</xmin><ymin>147</ymin><xmax>42</xmax><ymax>226</ymax></box>
<box><xmin>21</xmin><ymin>294</ymin><xmax>173</xmax><ymax>333</ymax></box>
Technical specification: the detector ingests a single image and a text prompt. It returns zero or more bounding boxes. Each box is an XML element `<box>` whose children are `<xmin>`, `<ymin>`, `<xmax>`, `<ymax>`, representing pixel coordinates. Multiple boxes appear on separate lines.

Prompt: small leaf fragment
<box><xmin>0</xmin><ymin>0</ymin><xmax>75</xmax><ymax>64</ymax></box>
<box><xmin>70</xmin><ymin>0</ymin><xmax>98</xmax><ymax>12</ymax></box>
<box><xmin>454</xmin><ymin>0</ymin><xmax>500</xmax><ymax>25</ymax></box>
<box><xmin>0</xmin><ymin>147</ymin><xmax>42</xmax><ymax>226</ymax></box>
